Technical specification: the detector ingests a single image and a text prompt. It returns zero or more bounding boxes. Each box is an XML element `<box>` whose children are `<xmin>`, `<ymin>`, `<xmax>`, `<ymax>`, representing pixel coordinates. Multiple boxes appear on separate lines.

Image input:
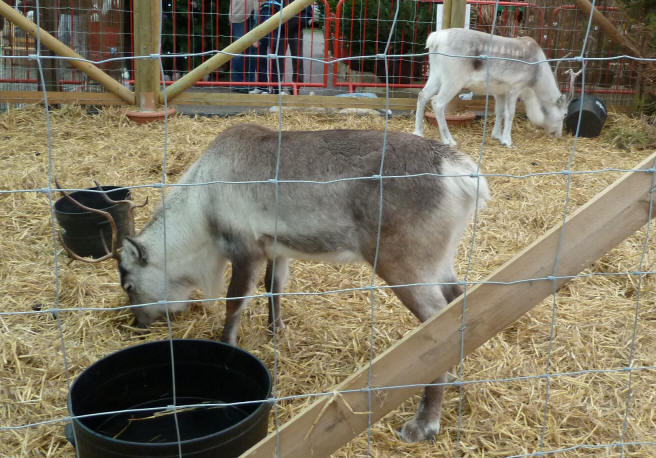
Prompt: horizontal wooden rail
<box><xmin>2</xmin><ymin>91</ymin><xmax>634</xmax><ymax>114</ymax></box>
<box><xmin>0</xmin><ymin>91</ymin><xmax>128</xmax><ymax>105</ymax></box>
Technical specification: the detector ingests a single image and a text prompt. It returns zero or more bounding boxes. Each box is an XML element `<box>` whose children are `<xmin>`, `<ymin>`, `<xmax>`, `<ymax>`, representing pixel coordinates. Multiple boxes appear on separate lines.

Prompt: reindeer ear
<box><xmin>557</xmin><ymin>94</ymin><xmax>568</xmax><ymax>110</ymax></box>
<box><xmin>122</xmin><ymin>237</ymin><xmax>148</xmax><ymax>265</ymax></box>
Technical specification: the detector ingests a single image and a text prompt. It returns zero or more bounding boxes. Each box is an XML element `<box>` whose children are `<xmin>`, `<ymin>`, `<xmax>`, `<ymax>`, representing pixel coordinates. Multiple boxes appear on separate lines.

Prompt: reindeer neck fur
<box><xmin>531</xmin><ymin>60</ymin><xmax>562</xmax><ymax>102</ymax></box>
<box><xmin>135</xmin><ymin>175</ymin><xmax>223</xmax><ymax>288</ymax></box>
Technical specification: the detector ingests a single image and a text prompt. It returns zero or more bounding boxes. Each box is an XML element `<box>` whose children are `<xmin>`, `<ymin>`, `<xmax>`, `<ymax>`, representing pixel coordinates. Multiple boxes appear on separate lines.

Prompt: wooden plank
<box><xmin>243</xmin><ymin>151</ymin><xmax>656</xmax><ymax>457</ymax></box>
<box><xmin>442</xmin><ymin>0</ymin><xmax>452</xmax><ymax>29</ymax></box>
<box><xmin>0</xmin><ymin>0</ymin><xmax>135</xmax><ymax>104</ymax></box>
<box><xmin>2</xmin><ymin>90</ymin><xmax>633</xmax><ymax>115</ymax></box>
<box><xmin>172</xmin><ymin>92</ymin><xmax>419</xmax><ymax>110</ymax></box>
<box><xmin>133</xmin><ymin>0</ymin><xmax>160</xmax><ymax>110</ymax></box>
<box><xmin>450</xmin><ymin>0</ymin><xmax>467</xmax><ymax>29</ymax></box>
<box><xmin>0</xmin><ymin>91</ymin><xmax>128</xmax><ymax>105</ymax></box>
<box><xmin>0</xmin><ymin>90</ymin><xmax>417</xmax><ymax>110</ymax></box>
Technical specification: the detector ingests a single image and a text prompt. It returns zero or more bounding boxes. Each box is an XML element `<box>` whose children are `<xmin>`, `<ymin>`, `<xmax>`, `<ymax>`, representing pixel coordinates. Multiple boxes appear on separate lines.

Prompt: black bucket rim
<box><xmin>568</xmin><ymin>95</ymin><xmax>607</xmax><ymax>108</ymax></box>
<box><xmin>67</xmin><ymin>339</ymin><xmax>272</xmax><ymax>449</ymax></box>
<box><xmin>54</xmin><ymin>185</ymin><xmax>132</xmax><ymax>216</ymax></box>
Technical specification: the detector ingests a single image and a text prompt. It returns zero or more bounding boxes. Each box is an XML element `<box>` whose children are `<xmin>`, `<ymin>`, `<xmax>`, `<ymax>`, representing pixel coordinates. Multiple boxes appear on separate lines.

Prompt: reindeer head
<box><xmin>536</xmin><ymin>55</ymin><xmax>583</xmax><ymax>138</ymax></box>
<box><xmin>54</xmin><ymin>180</ymin><xmax>179</xmax><ymax>328</ymax></box>
<box><xmin>117</xmin><ymin>234</ymin><xmax>197</xmax><ymax>328</ymax></box>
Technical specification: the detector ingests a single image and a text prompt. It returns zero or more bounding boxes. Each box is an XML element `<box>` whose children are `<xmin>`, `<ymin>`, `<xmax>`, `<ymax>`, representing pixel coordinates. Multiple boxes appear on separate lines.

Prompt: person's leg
<box><xmin>230</xmin><ymin>20</ymin><xmax>248</xmax><ymax>92</ymax></box>
<box><xmin>287</xmin><ymin>19</ymin><xmax>303</xmax><ymax>84</ymax></box>
<box><xmin>244</xmin><ymin>13</ymin><xmax>258</xmax><ymax>87</ymax></box>
<box><xmin>254</xmin><ymin>7</ymin><xmax>272</xmax><ymax>93</ymax></box>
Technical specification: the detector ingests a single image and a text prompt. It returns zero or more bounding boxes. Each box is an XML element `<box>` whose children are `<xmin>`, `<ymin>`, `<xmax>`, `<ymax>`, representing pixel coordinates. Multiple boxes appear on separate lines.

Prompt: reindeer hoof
<box><xmin>413</xmin><ymin>130</ymin><xmax>424</xmax><ymax>137</ymax></box>
<box><xmin>396</xmin><ymin>417</ymin><xmax>439</xmax><ymax>443</ymax></box>
<box><xmin>497</xmin><ymin>139</ymin><xmax>512</xmax><ymax>148</ymax></box>
<box><xmin>267</xmin><ymin>320</ymin><xmax>286</xmax><ymax>336</ymax></box>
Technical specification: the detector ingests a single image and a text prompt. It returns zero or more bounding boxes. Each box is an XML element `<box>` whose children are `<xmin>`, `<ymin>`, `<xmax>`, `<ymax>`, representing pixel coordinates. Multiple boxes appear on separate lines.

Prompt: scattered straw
<box><xmin>0</xmin><ymin>105</ymin><xmax>654</xmax><ymax>457</ymax></box>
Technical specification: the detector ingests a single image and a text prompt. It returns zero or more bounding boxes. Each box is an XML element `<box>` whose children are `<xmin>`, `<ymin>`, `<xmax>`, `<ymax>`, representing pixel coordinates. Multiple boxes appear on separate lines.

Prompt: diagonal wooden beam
<box><xmin>243</xmin><ymin>151</ymin><xmax>656</xmax><ymax>457</ymax></box>
<box><xmin>571</xmin><ymin>0</ymin><xmax>643</xmax><ymax>58</ymax></box>
<box><xmin>0</xmin><ymin>0</ymin><xmax>135</xmax><ymax>104</ymax></box>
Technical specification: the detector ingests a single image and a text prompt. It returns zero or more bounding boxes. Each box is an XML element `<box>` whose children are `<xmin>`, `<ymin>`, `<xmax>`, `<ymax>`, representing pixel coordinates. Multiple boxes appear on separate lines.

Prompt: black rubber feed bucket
<box><xmin>67</xmin><ymin>339</ymin><xmax>272</xmax><ymax>458</ymax></box>
<box><xmin>565</xmin><ymin>96</ymin><xmax>608</xmax><ymax>138</ymax></box>
<box><xmin>54</xmin><ymin>186</ymin><xmax>134</xmax><ymax>258</ymax></box>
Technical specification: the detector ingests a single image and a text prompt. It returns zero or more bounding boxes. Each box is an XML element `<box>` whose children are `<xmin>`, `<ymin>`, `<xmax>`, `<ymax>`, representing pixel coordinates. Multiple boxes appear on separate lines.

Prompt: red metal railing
<box><xmin>0</xmin><ymin>0</ymin><xmax>637</xmax><ymax>100</ymax></box>
<box><xmin>146</xmin><ymin>0</ymin><xmax>331</xmax><ymax>94</ymax></box>
<box><xmin>332</xmin><ymin>0</ymin><xmax>543</xmax><ymax>91</ymax></box>
<box><xmin>1</xmin><ymin>0</ymin><xmax>125</xmax><ymax>89</ymax></box>
<box><xmin>546</xmin><ymin>4</ymin><xmax>636</xmax><ymax>96</ymax></box>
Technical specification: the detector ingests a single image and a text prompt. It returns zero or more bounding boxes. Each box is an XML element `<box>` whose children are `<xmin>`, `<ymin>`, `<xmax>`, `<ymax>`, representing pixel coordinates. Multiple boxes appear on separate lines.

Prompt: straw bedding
<box><xmin>0</xmin><ymin>105</ymin><xmax>654</xmax><ymax>457</ymax></box>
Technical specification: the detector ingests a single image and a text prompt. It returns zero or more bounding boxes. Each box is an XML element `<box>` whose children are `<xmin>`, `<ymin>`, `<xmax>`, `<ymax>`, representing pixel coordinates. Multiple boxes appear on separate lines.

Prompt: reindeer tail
<box><xmin>448</xmin><ymin>153</ymin><xmax>491</xmax><ymax>210</ymax></box>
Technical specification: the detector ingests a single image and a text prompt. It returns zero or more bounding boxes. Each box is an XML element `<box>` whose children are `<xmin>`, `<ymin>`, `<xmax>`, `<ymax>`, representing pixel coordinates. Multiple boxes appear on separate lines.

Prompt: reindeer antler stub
<box><xmin>53</xmin><ymin>181</ymin><xmax>140</xmax><ymax>262</ymax></box>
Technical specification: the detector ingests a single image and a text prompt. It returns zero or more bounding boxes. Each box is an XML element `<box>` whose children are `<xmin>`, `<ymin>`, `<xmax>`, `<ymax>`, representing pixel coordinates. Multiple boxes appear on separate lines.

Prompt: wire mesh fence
<box><xmin>0</xmin><ymin>0</ymin><xmax>644</xmax><ymax>103</ymax></box>
<box><xmin>1</xmin><ymin>0</ymin><xmax>655</xmax><ymax>456</ymax></box>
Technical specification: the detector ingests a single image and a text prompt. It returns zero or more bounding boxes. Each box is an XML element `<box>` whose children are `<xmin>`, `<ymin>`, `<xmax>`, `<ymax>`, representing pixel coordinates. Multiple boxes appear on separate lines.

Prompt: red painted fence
<box><xmin>0</xmin><ymin>0</ymin><xmax>638</xmax><ymax>102</ymax></box>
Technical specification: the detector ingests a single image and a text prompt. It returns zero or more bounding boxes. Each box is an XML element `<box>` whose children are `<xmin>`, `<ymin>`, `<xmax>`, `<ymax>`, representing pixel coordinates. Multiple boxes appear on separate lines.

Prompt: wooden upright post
<box><xmin>442</xmin><ymin>0</ymin><xmax>467</xmax><ymax>113</ymax></box>
<box><xmin>132</xmin><ymin>0</ymin><xmax>160</xmax><ymax>111</ymax></box>
<box><xmin>450</xmin><ymin>0</ymin><xmax>467</xmax><ymax>29</ymax></box>
<box><xmin>442</xmin><ymin>0</ymin><xmax>452</xmax><ymax>30</ymax></box>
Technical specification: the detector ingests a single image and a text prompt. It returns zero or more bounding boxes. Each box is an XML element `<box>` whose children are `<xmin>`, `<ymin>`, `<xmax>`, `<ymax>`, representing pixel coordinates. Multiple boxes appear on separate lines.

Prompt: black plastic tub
<box><xmin>66</xmin><ymin>339</ymin><xmax>272</xmax><ymax>458</ymax></box>
<box><xmin>565</xmin><ymin>96</ymin><xmax>608</xmax><ymax>138</ymax></box>
<box><xmin>54</xmin><ymin>185</ymin><xmax>134</xmax><ymax>258</ymax></box>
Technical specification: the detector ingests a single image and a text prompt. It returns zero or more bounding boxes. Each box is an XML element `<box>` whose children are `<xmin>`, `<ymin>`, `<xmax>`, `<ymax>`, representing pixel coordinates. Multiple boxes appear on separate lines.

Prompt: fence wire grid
<box><xmin>1</xmin><ymin>0</ymin><xmax>655</xmax><ymax>457</ymax></box>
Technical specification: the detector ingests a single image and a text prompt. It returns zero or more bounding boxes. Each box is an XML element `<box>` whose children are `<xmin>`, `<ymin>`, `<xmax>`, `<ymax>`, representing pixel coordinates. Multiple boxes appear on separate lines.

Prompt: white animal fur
<box><xmin>118</xmin><ymin>124</ymin><xmax>490</xmax><ymax>442</ymax></box>
<box><xmin>414</xmin><ymin>28</ymin><xmax>569</xmax><ymax>147</ymax></box>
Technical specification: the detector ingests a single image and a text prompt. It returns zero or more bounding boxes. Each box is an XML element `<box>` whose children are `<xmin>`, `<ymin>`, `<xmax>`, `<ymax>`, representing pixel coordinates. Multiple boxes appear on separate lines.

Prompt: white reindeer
<box><xmin>57</xmin><ymin>124</ymin><xmax>489</xmax><ymax>442</ymax></box>
<box><xmin>415</xmin><ymin>28</ymin><xmax>575</xmax><ymax>148</ymax></box>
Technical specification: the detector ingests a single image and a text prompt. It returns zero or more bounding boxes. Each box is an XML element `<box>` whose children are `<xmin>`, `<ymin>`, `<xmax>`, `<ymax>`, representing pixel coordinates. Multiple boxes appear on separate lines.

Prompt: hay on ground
<box><xmin>0</xmin><ymin>105</ymin><xmax>654</xmax><ymax>457</ymax></box>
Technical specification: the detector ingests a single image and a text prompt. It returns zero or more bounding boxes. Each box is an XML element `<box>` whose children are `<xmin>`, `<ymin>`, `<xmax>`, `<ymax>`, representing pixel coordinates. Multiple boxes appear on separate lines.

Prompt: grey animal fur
<box><xmin>118</xmin><ymin>123</ymin><xmax>490</xmax><ymax>442</ymax></box>
<box><xmin>414</xmin><ymin>28</ymin><xmax>570</xmax><ymax>147</ymax></box>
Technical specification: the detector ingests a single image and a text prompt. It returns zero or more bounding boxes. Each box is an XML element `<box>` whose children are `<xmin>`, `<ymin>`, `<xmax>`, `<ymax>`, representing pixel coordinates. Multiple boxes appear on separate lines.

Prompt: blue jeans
<box><xmin>230</xmin><ymin>17</ymin><xmax>257</xmax><ymax>86</ymax></box>
<box><xmin>255</xmin><ymin>3</ymin><xmax>287</xmax><ymax>90</ymax></box>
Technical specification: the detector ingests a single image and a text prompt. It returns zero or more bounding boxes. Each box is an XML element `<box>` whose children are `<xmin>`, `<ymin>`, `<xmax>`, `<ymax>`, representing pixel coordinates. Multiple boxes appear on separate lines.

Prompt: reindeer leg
<box><xmin>430</xmin><ymin>83</ymin><xmax>460</xmax><ymax>147</ymax></box>
<box><xmin>376</xmin><ymin>259</ymin><xmax>461</xmax><ymax>442</ymax></box>
<box><xmin>264</xmin><ymin>257</ymin><xmax>289</xmax><ymax>336</ymax></box>
<box><xmin>491</xmin><ymin>94</ymin><xmax>506</xmax><ymax>142</ymax></box>
<box><xmin>500</xmin><ymin>91</ymin><xmax>520</xmax><ymax>148</ymax></box>
<box><xmin>221</xmin><ymin>257</ymin><xmax>263</xmax><ymax>346</ymax></box>
<box><xmin>414</xmin><ymin>72</ymin><xmax>440</xmax><ymax>137</ymax></box>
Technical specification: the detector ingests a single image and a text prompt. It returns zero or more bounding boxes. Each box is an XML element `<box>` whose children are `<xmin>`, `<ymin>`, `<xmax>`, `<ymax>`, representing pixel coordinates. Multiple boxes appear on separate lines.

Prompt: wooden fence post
<box><xmin>132</xmin><ymin>0</ymin><xmax>160</xmax><ymax>111</ymax></box>
<box><xmin>450</xmin><ymin>0</ymin><xmax>467</xmax><ymax>29</ymax></box>
<box><xmin>442</xmin><ymin>0</ymin><xmax>452</xmax><ymax>30</ymax></box>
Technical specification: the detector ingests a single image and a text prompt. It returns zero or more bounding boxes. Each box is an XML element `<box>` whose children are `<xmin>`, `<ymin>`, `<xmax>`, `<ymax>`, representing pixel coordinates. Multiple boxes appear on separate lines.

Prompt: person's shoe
<box><xmin>233</xmin><ymin>87</ymin><xmax>250</xmax><ymax>94</ymax></box>
<box><xmin>249</xmin><ymin>87</ymin><xmax>266</xmax><ymax>94</ymax></box>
